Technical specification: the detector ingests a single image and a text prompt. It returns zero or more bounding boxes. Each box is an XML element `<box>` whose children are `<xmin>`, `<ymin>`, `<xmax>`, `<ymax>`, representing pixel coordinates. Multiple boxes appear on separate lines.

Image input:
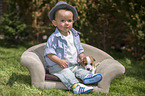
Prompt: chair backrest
<box><xmin>25</xmin><ymin>43</ymin><xmax>113</xmax><ymax>67</ymax></box>
<box><xmin>82</xmin><ymin>43</ymin><xmax>113</xmax><ymax>62</ymax></box>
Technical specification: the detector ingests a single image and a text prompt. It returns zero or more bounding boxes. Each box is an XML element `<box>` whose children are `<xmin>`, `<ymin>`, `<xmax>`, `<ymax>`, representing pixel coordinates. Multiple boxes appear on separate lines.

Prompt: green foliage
<box><xmin>125</xmin><ymin>2</ymin><xmax>145</xmax><ymax>59</ymax></box>
<box><xmin>0</xmin><ymin>0</ymin><xmax>28</xmax><ymax>44</ymax></box>
<box><xmin>14</xmin><ymin>0</ymin><xmax>59</xmax><ymax>42</ymax></box>
<box><xmin>85</xmin><ymin>0</ymin><xmax>121</xmax><ymax>50</ymax></box>
<box><xmin>0</xmin><ymin>12</ymin><xmax>28</xmax><ymax>44</ymax></box>
<box><xmin>68</xmin><ymin>0</ymin><xmax>145</xmax><ymax>60</ymax></box>
<box><xmin>1</xmin><ymin>0</ymin><xmax>145</xmax><ymax>59</ymax></box>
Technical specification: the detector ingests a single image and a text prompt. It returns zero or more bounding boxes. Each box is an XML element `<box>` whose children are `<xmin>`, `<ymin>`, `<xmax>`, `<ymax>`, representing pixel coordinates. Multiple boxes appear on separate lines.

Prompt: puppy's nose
<box><xmin>87</xmin><ymin>68</ymin><xmax>90</xmax><ymax>71</ymax></box>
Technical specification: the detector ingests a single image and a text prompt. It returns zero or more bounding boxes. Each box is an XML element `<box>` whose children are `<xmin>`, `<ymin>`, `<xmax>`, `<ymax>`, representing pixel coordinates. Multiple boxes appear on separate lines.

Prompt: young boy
<box><xmin>44</xmin><ymin>1</ymin><xmax>102</xmax><ymax>94</ymax></box>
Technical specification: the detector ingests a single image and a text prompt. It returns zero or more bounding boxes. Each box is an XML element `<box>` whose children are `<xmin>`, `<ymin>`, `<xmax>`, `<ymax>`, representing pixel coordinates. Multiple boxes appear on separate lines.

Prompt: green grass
<box><xmin>0</xmin><ymin>42</ymin><xmax>145</xmax><ymax>96</ymax></box>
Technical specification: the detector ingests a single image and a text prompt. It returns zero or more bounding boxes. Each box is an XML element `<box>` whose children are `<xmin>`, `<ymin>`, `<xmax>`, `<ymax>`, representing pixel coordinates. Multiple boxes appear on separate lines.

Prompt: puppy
<box><xmin>81</xmin><ymin>56</ymin><xmax>98</xmax><ymax>74</ymax></box>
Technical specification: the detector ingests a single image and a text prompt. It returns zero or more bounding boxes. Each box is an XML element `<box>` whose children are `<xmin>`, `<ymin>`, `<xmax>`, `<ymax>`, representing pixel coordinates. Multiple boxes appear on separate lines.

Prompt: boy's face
<box><xmin>52</xmin><ymin>9</ymin><xmax>74</xmax><ymax>36</ymax></box>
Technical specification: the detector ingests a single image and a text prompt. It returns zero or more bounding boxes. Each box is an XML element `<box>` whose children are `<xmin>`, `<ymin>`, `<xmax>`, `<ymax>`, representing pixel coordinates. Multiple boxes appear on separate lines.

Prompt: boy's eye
<box><xmin>61</xmin><ymin>20</ymin><xmax>65</xmax><ymax>22</ymax></box>
<box><xmin>68</xmin><ymin>20</ymin><xmax>72</xmax><ymax>22</ymax></box>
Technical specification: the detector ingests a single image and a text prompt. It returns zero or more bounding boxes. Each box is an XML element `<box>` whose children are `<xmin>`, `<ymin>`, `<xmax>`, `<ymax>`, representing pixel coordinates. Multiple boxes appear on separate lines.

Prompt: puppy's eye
<box><xmin>85</xmin><ymin>63</ymin><xmax>87</xmax><ymax>65</ymax></box>
<box><xmin>90</xmin><ymin>63</ymin><xmax>93</xmax><ymax>65</ymax></box>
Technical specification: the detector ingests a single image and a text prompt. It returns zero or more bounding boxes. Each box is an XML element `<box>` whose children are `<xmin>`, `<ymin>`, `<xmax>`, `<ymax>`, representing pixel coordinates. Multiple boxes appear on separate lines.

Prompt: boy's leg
<box><xmin>48</xmin><ymin>65</ymin><xmax>79</xmax><ymax>90</ymax></box>
<box><xmin>55</xmin><ymin>68</ymin><xmax>94</xmax><ymax>94</ymax></box>
<box><xmin>54</xmin><ymin>68</ymin><xmax>79</xmax><ymax>90</ymax></box>
<box><xmin>71</xmin><ymin>66</ymin><xmax>91</xmax><ymax>80</ymax></box>
<box><xmin>72</xmin><ymin>66</ymin><xmax>102</xmax><ymax>84</ymax></box>
<box><xmin>48</xmin><ymin>65</ymin><xmax>94</xmax><ymax>94</ymax></box>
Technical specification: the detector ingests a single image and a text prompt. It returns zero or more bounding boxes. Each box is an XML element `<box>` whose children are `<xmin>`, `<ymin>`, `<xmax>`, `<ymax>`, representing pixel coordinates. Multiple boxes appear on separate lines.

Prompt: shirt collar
<box><xmin>55</xmin><ymin>28</ymin><xmax>62</xmax><ymax>37</ymax></box>
<box><xmin>70</xmin><ymin>28</ymin><xmax>79</xmax><ymax>36</ymax></box>
<box><xmin>54</xmin><ymin>28</ymin><xmax>79</xmax><ymax>38</ymax></box>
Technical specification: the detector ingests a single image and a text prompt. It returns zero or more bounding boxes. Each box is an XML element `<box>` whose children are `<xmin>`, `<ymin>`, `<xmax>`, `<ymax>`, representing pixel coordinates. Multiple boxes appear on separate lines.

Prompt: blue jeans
<box><xmin>47</xmin><ymin>64</ymin><xmax>91</xmax><ymax>90</ymax></box>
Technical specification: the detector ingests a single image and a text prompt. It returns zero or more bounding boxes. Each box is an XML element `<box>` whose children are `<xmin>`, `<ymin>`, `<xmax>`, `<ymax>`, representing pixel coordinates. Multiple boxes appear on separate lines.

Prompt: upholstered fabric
<box><xmin>21</xmin><ymin>43</ymin><xmax>125</xmax><ymax>93</ymax></box>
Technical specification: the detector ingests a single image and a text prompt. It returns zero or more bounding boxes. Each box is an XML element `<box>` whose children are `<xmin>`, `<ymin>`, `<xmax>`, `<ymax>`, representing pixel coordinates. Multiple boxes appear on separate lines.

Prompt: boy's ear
<box><xmin>52</xmin><ymin>20</ymin><xmax>57</xmax><ymax>27</ymax></box>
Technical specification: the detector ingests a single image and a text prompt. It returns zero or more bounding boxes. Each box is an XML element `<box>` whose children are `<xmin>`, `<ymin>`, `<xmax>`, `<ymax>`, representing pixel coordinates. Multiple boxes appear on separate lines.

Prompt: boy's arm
<box><xmin>47</xmin><ymin>54</ymin><xmax>69</xmax><ymax>68</ymax></box>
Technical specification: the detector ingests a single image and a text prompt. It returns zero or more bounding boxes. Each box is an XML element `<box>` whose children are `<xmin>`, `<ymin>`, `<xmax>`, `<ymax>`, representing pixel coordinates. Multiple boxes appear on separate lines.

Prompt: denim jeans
<box><xmin>47</xmin><ymin>64</ymin><xmax>91</xmax><ymax>90</ymax></box>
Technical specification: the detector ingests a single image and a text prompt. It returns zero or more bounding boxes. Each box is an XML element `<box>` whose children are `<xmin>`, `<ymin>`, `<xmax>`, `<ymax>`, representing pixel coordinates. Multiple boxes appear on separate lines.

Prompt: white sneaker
<box><xmin>73</xmin><ymin>83</ymin><xmax>94</xmax><ymax>94</ymax></box>
<box><xmin>83</xmin><ymin>74</ymin><xmax>102</xmax><ymax>84</ymax></box>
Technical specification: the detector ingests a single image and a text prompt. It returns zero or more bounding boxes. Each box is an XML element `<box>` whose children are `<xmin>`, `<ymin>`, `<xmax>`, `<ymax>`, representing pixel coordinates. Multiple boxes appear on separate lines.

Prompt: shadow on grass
<box><xmin>125</xmin><ymin>60</ymin><xmax>145</xmax><ymax>80</ymax></box>
<box><xmin>0</xmin><ymin>39</ymin><xmax>22</xmax><ymax>48</ymax></box>
<box><xmin>109</xmin><ymin>50</ymin><xmax>145</xmax><ymax>81</ymax></box>
<box><xmin>7</xmin><ymin>73</ymin><xmax>31</xmax><ymax>87</ymax></box>
<box><xmin>0</xmin><ymin>39</ymin><xmax>44</xmax><ymax>49</ymax></box>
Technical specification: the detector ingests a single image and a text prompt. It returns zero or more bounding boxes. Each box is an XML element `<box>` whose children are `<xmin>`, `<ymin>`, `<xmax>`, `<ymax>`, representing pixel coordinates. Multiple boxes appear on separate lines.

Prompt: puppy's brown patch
<box><xmin>89</xmin><ymin>56</ymin><xmax>95</xmax><ymax>67</ymax></box>
<box><xmin>81</xmin><ymin>56</ymin><xmax>96</xmax><ymax>67</ymax></box>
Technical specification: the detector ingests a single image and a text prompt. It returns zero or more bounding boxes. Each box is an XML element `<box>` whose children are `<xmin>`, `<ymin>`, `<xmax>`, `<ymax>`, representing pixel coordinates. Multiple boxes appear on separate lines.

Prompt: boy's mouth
<box><xmin>65</xmin><ymin>26</ymin><xmax>69</xmax><ymax>28</ymax></box>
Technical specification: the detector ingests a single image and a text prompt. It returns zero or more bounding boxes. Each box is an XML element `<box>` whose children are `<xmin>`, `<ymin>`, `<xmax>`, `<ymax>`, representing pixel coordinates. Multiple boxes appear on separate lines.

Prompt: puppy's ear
<box><xmin>83</xmin><ymin>57</ymin><xmax>87</xmax><ymax>63</ymax></box>
<box><xmin>89</xmin><ymin>56</ymin><xmax>95</xmax><ymax>62</ymax></box>
<box><xmin>80</xmin><ymin>57</ymin><xmax>86</xmax><ymax>66</ymax></box>
<box><xmin>93</xmin><ymin>58</ymin><xmax>96</xmax><ymax>61</ymax></box>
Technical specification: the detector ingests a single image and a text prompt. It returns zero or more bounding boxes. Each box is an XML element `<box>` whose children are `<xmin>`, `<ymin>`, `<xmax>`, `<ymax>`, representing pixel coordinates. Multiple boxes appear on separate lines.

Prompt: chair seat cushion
<box><xmin>45</xmin><ymin>74</ymin><xmax>84</xmax><ymax>83</ymax></box>
<box><xmin>45</xmin><ymin>69</ymin><xmax>83</xmax><ymax>83</ymax></box>
<box><xmin>45</xmin><ymin>74</ymin><xmax>61</xmax><ymax>81</ymax></box>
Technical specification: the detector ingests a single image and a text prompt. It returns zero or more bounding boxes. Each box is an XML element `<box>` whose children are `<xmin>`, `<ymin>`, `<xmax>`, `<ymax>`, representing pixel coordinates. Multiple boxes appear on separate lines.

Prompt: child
<box><xmin>44</xmin><ymin>1</ymin><xmax>102</xmax><ymax>94</ymax></box>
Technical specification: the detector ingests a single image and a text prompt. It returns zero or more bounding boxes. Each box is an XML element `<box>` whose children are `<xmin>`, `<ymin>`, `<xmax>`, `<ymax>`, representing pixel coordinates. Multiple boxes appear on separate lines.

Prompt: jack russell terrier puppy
<box><xmin>81</xmin><ymin>56</ymin><xmax>99</xmax><ymax>74</ymax></box>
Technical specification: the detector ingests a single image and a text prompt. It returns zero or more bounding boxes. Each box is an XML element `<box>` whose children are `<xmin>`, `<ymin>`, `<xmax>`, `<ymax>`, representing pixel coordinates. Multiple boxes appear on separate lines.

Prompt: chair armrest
<box><xmin>95</xmin><ymin>59</ymin><xmax>125</xmax><ymax>93</ymax></box>
<box><xmin>21</xmin><ymin>51</ymin><xmax>45</xmax><ymax>89</ymax></box>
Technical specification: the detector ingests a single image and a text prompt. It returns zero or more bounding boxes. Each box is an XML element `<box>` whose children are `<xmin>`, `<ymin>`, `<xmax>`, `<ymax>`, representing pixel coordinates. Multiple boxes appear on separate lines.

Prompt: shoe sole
<box><xmin>78</xmin><ymin>88</ymin><xmax>93</xmax><ymax>94</ymax></box>
<box><xmin>83</xmin><ymin>74</ymin><xmax>102</xmax><ymax>84</ymax></box>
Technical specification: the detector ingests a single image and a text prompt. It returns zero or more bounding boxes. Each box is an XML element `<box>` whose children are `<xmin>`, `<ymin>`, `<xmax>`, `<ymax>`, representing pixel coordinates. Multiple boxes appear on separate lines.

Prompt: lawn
<box><xmin>0</xmin><ymin>41</ymin><xmax>145</xmax><ymax>96</ymax></box>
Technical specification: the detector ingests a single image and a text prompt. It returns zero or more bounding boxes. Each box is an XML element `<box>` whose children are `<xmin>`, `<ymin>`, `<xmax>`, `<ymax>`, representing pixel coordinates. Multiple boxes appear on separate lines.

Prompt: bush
<box><xmin>0</xmin><ymin>12</ymin><xmax>28</xmax><ymax>44</ymax></box>
<box><xmin>124</xmin><ymin>2</ymin><xmax>145</xmax><ymax>59</ymax></box>
<box><xmin>1</xmin><ymin>0</ymin><xmax>144</xmax><ymax>59</ymax></box>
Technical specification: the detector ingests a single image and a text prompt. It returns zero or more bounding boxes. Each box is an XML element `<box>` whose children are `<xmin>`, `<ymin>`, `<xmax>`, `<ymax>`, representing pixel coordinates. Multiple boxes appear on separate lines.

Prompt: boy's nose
<box><xmin>65</xmin><ymin>21</ymin><xmax>69</xmax><ymax>24</ymax></box>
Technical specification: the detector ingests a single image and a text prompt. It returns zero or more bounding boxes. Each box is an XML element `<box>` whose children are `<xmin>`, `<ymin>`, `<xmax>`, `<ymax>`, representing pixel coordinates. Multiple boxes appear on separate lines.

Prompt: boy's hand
<box><xmin>58</xmin><ymin>59</ymin><xmax>69</xmax><ymax>68</ymax></box>
<box><xmin>47</xmin><ymin>54</ymin><xmax>69</xmax><ymax>68</ymax></box>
